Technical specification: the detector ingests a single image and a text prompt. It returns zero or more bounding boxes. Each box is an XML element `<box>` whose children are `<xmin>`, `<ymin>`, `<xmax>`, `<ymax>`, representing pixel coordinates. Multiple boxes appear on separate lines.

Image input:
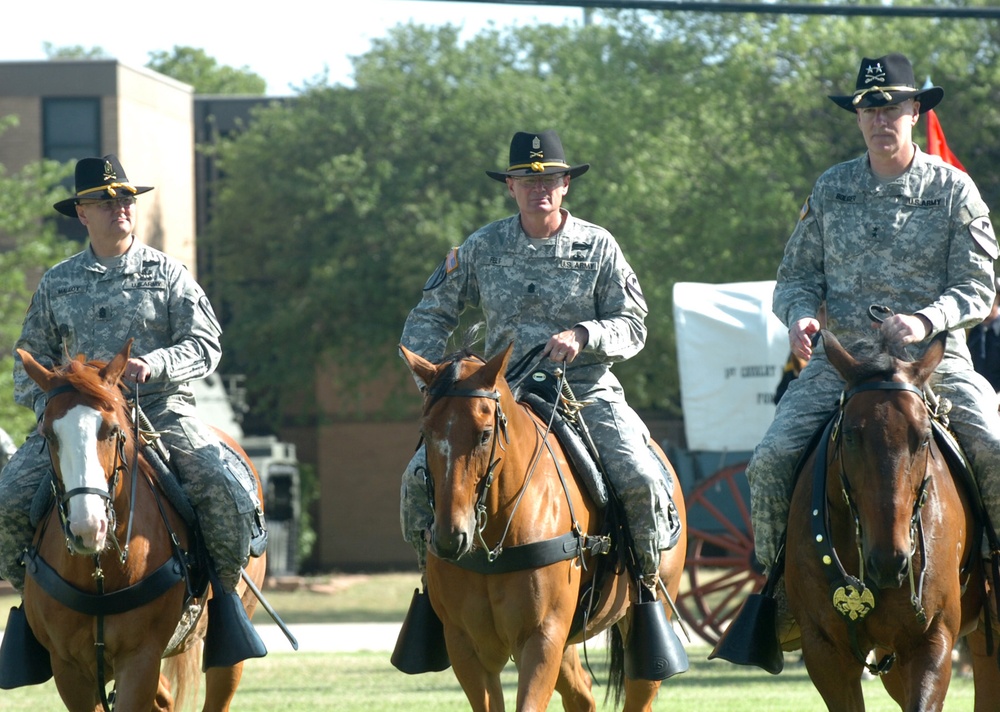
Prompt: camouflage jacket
<box><xmin>401</xmin><ymin>210</ymin><xmax>648</xmax><ymax>399</ymax></box>
<box><xmin>14</xmin><ymin>240</ymin><xmax>222</xmax><ymax>419</ymax></box>
<box><xmin>774</xmin><ymin>146</ymin><xmax>997</xmax><ymax>370</ymax></box>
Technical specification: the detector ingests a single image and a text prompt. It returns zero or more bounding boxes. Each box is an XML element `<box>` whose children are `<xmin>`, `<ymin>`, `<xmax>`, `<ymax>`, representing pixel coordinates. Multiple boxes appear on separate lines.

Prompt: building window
<box><xmin>43</xmin><ymin>98</ymin><xmax>100</xmax><ymax>163</ymax></box>
<box><xmin>43</xmin><ymin>98</ymin><xmax>100</xmax><ymax>240</ymax></box>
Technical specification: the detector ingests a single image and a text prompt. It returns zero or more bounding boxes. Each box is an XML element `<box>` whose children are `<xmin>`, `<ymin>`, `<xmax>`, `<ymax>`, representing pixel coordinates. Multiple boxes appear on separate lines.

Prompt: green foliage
<box><xmin>43</xmin><ymin>42</ymin><xmax>110</xmax><ymax>59</ymax></box>
<box><xmin>0</xmin><ymin>125</ymin><xmax>76</xmax><ymax>441</ymax></box>
<box><xmin>146</xmin><ymin>46</ymin><xmax>266</xmax><ymax>95</ymax></box>
<box><xmin>203</xmin><ymin>9</ymin><xmax>1000</xmax><ymax>425</ymax></box>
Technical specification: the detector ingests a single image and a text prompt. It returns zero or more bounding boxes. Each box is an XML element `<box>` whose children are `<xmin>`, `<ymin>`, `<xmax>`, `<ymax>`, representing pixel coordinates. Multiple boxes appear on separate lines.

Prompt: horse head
<box><xmin>401</xmin><ymin>343</ymin><xmax>514</xmax><ymax>561</ymax></box>
<box><xmin>822</xmin><ymin>328</ymin><xmax>946</xmax><ymax>590</ymax></box>
<box><xmin>17</xmin><ymin>340</ymin><xmax>133</xmax><ymax>556</ymax></box>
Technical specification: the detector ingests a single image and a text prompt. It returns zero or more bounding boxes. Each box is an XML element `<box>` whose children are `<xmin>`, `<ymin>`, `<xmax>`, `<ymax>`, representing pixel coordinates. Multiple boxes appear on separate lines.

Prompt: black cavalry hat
<box><xmin>485</xmin><ymin>130</ymin><xmax>590</xmax><ymax>182</ymax></box>
<box><xmin>829</xmin><ymin>53</ymin><xmax>943</xmax><ymax>114</ymax></box>
<box><xmin>53</xmin><ymin>155</ymin><xmax>154</xmax><ymax>217</ymax></box>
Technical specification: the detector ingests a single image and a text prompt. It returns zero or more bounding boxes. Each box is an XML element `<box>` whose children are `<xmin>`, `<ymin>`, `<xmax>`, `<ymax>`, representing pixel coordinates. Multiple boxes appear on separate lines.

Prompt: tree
<box><xmin>202</xmin><ymin>11</ymin><xmax>1000</xmax><ymax>427</ymax></box>
<box><xmin>0</xmin><ymin>117</ymin><xmax>76</xmax><ymax>441</ymax></box>
<box><xmin>43</xmin><ymin>42</ymin><xmax>110</xmax><ymax>59</ymax></box>
<box><xmin>146</xmin><ymin>46</ymin><xmax>266</xmax><ymax>95</ymax></box>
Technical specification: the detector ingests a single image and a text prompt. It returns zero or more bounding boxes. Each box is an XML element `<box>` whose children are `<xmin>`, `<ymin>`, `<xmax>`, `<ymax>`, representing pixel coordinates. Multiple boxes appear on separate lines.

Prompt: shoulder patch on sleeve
<box><xmin>423</xmin><ymin>248</ymin><xmax>459</xmax><ymax>291</ymax></box>
<box><xmin>970</xmin><ymin>217</ymin><xmax>999</xmax><ymax>260</ymax></box>
<box><xmin>625</xmin><ymin>272</ymin><xmax>647</xmax><ymax>311</ymax></box>
<box><xmin>798</xmin><ymin>196</ymin><xmax>812</xmax><ymax>222</ymax></box>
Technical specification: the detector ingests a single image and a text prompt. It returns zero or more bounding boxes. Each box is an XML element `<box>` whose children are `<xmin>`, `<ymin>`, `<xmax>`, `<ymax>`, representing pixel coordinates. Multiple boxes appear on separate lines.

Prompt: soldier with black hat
<box><xmin>0</xmin><ymin>155</ymin><xmax>267</xmax><ymax>678</ymax></box>
<box><xmin>744</xmin><ymin>53</ymin><xmax>999</xmax><ymax>649</ymax></box>
<box><xmin>395</xmin><ymin>130</ymin><xmax>681</xmax><ymax>666</ymax></box>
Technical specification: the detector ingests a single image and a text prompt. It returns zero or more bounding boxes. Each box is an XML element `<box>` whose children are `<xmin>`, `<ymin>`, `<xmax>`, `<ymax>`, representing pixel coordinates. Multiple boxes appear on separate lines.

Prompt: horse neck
<box><xmin>481</xmin><ymin>397</ymin><xmax>582</xmax><ymax>538</ymax></box>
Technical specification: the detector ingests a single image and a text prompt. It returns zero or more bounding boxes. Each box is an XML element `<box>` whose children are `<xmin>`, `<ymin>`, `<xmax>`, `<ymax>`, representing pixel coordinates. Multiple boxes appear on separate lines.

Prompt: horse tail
<box><xmin>605</xmin><ymin>623</ymin><xmax>627</xmax><ymax>708</ymax></box>
<box><xmin>162</xmin><ymin>645</ymin><xmax>201</xmax><ymax>711</ymax></box>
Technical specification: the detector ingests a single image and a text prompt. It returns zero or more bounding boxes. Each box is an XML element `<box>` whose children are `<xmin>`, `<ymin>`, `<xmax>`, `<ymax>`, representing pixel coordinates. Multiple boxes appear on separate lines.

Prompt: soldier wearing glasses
<box><xmin>399</xmin><ymin>130</ymin><xmax>678</xmax><ymax>597</ymax></box>
<box><xmin>0</xmin><ymin>155</ymin><xmax>265</xmax><ymax>668</ymax></box>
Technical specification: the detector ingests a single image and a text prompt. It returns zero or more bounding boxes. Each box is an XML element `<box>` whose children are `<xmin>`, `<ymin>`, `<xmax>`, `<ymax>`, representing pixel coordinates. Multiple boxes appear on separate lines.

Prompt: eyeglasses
<box><xmin>511</xmin><ymin>174</ymin><xmax>567</xmax><ymax>190</ymax></box>
<box><xmin>80</xmin><ymin>196</ymin><xmax>137</xmax><ymax>211</ymax></box>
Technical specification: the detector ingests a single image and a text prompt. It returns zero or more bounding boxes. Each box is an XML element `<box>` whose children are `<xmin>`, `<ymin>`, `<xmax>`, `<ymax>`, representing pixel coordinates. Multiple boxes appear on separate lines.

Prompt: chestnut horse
<box><xmin>17</xmin><ymin>341</ymin><xmax>266</xmax><ymax>711</ymax></box>
<box><xmin>401</xmin><ymin>343</ymin><xmax>687</xmax><ymax>712</ymax></box>
<box><xmin>786</xmin><ymin>329</ymin><xmax>1000</xmax><ymax>711</ymax></box>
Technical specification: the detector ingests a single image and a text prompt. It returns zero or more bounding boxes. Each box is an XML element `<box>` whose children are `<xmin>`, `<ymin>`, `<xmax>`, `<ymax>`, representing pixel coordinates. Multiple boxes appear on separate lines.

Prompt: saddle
<box><xmin>515</xmin><ymin>369</ymin><xmax>682</xmax><ymax>549</ymax></box>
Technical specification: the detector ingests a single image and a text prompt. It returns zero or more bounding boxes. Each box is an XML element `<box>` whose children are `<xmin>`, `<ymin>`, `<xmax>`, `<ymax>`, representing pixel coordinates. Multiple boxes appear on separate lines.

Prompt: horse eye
<box><xmin>100</xmin><ymin>422</ymin><xmax>120</xmax><ymax>440</ymax></box>
<box><xmin>480</xmin><ymin>429</ymin><xmax>493</xmax><ymax>446</ymax></box>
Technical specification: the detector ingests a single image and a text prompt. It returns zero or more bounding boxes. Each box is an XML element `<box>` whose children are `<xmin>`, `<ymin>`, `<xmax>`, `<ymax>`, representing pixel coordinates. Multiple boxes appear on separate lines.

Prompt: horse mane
<box><xmin>54</xmin><ymin>357</ymin><xmax>129</xmax><ymax>423</ymax></box>
<box><xmin>837</xmin><ymin>330</ymin><xmax>914</xmax><ymax>383</ymax></box>
<box><xmin>424</xmin><ymin>348</ymin><xmax>484</xmax><ymax>412</ymax></box>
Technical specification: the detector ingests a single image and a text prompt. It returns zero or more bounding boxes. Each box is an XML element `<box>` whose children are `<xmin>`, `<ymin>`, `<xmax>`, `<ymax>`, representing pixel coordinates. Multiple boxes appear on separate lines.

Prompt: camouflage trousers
<box><xmin>747</xmin><ymin>355</ymin><xmax>1000</xmax><ymax>572</ymax></box>
<box><xmin>400</xmin><ymin>396</ymin><xmax>673</xmax><ymax>576</ymax></box>
<box><xmin>0</xmin><ymin>406</ymin><xmax>256</xmax><ymax>593</ymax></box>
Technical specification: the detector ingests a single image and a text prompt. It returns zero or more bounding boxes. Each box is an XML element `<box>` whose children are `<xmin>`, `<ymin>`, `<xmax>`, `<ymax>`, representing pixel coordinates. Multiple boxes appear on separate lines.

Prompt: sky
<box><xmin>5</xmin><ymin>1</ymin><xmax>586</xmax><ymax>95</ymax></box>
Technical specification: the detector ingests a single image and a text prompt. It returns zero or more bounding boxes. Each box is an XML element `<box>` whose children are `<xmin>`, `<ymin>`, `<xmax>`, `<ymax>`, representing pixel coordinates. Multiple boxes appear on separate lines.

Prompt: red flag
<box><xmin>925</xmin><ymin>108</ymin><xmax>966</xmax><ymax>171</ymax></box>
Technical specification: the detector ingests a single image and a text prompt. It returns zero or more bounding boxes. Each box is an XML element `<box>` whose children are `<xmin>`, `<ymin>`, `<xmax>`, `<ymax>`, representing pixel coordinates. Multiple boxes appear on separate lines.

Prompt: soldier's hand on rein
<box><xmin>789</xmin><ymin>318</ymin><xmax>821</xmax><ymax>362</ymax></box>
<box><xmin>543</xmin><ymin>327</ymin><xmax>588</xmax><ymax>363</ymax></box>
<box><xmin>876</xmin><ymin>314</ymin><xmax>931</xmax><ymax>345</ymax></box>
<box><xmin>124</xmin><ymin>358</ymin><xmax>151</xmax><ymax>384</ymax></box>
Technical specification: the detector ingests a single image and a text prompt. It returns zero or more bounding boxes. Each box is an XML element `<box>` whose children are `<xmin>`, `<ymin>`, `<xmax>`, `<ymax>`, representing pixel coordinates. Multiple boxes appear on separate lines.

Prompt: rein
<box><xmin>815</xmin><ymin>379</ymin><xmax>933</xmax><ymax>676</ymax></box>
<box><xmin>425</xmin><ymin>364</ymin><xmax>602</xmax><ymax>569</ymax></box>
<box><xmin>36</xmin><ymin>380</ymin><xmax>190</xmax><ymax>712</ymax></box>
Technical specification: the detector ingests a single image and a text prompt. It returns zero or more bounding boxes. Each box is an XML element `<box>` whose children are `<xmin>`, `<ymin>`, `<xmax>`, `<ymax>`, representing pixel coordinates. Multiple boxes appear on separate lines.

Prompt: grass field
<box><xmin>0</xmin><ymin>572</ymin><xmax>980</xmax><ymax>711</ymax></box>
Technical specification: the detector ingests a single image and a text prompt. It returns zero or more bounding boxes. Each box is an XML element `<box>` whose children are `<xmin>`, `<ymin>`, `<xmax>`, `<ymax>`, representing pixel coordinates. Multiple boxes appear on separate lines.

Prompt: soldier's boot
<box><xmin>391</xmin><ymin>532</ymin><xmax>450</xmax><ymax>674</ymax></box>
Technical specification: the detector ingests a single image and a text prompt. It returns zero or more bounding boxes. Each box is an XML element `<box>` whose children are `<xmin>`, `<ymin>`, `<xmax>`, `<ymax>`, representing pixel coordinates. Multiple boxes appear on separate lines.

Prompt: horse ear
<box><xmin>400</xmin><ymin>345</ymin><xmax>437</xmax><ymax>392</ymax></box>
<box><xmin>100</xmin><ymin>339</ymin><xmax>133</xmax><ymax>385</ymax></box>
<box><xmin>478</xmin><ymin>343</ymin><xmax>514</xmax><ymax>388</ymax></box>
<box><xmin>821</xmin><ymin>329</ymin><xmax>860</xmax><ymax>381</ymax></box>
<box><xmin>17</xmin><ymin>349</ymin><xmax>58</xmax><ymax>392</ymax></box>
<box><xmin>911</xmin><ymin>331</ymin><xmax>947</xmax><ymax>384</ymax></box>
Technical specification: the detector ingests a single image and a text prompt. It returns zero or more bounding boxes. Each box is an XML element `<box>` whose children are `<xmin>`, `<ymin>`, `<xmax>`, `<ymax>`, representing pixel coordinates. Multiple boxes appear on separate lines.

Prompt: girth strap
<box><xmin>443</xmin><ymin>531</ymin><xmax>611</xmax><ymax>575</ymax></box>
<box><xmin>25</xmin><ymin>548</ymin><xmax>185</xmax><ymax>617</ymax></box>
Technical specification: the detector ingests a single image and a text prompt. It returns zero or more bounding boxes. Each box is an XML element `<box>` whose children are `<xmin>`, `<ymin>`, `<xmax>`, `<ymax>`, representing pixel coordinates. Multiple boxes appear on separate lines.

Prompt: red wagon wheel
<box><xmin>676</xmin><ymin>461</ymin><xmax>765</xmax><ymax>646</ymax></box>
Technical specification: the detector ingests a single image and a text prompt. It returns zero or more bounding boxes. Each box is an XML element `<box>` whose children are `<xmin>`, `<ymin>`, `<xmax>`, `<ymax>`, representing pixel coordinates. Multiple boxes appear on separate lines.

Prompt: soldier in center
<box><xmin>398</xmin><ymin>130</ymin><xmax>676</xmax><ymax>602</ymax></box>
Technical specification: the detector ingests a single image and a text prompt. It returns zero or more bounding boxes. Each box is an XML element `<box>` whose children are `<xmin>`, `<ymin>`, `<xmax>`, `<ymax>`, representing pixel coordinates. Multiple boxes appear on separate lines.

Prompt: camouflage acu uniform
<box><xmin>747</xmin><ymin>147</ymin><xmax>1000</xmax><ymax>570</ymax></box>
<box><xmin>0</xmin><ymin>241</ymin><xmax>257</xmax><ymax>592</ymax></box>
<box><xmin>400</xmin><ymin>211</ymin><xmax>672</xmax><ymax>576</ymax></box>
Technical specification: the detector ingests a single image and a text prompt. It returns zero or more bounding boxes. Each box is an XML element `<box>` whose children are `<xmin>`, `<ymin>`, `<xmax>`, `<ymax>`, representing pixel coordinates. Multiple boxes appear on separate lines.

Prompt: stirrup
<box><xmin>391</xmin><ymin>588</ymin><xmax>450</xmax><ymax>674</ymax></box>
<box><xmin>203</xmin><ymin>588</ymin><xmax>267</xmax><ymax>670</ymax></box>
<box><xmin>624</xmin><ymin>594</ymin><xmax>689</xmax><ymax>681</ymax></box>
<box><xmin>708</xmin><ymin>556</ymin><xmax>785</xmax><ymax>674</ymax></box>
<box><xmin>0</xmin><ymin>605</ymin><xmax>53</xmax><ymax>689</ymax></box>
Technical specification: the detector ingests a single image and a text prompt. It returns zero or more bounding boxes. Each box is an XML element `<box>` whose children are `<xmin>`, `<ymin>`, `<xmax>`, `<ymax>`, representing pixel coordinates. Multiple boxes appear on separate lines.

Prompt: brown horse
<box><xmin>401</xmin><ymin>343</ymin><xmax>687</xmax><ymax>712</ymax></box>
<box><xmin>786</xmin><ymin>329</ymin><xmax>1000</xmax><ymax>711</ymax></box>
<box><xmin>17</xmin><ymin>340</ymin><xmax>266</xmax><ymax>711</ymax></box>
